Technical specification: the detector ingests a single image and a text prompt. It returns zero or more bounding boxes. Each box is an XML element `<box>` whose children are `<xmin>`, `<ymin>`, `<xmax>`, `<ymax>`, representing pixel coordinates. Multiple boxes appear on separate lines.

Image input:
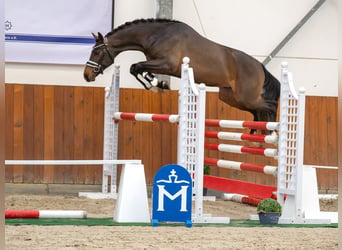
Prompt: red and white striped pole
<box><xmin>113</xmin><ymin>112</ymin><xmax>179</xmax><ymax>123</ymax></box>
<box><xmin>204</xmin><ymin>143</ymin><xmax>278</xmax><ymax>157</ymax></box>
<box><xmin>204</xmin><ymin>158</ymin><xmax>277</xmax><ymax>176</ymax></box>
<box><xmin>205</xmin><ymin>131</ymin><xmax>278</xmax><ymax>145</ymax></box>
<box><xmin>5</xmin><ymin>210</ymin><xmax>87</xmax><ymax>219</ymax></box>
<box><xmin>223</xmin><ymin>193</ymin><xmax>263</xmax><ymax>207</ymax></box>
<box><xmin>205</xmin><ymin>119</ymin><xmax>279</xmax><ymax>131</ymax></box>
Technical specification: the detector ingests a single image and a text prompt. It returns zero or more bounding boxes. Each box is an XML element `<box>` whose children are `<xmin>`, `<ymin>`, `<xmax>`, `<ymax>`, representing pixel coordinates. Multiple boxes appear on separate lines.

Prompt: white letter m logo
<box><xmin>157</xmin><ymin>185</ymin><xmax>189</xmax><ymax>212</ymax></box>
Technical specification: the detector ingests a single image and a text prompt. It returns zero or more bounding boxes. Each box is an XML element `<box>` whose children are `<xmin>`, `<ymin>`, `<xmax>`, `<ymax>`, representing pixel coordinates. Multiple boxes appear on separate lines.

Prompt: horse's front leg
<box><xmin>130</xmin><ymin>65</ymin><xmax>158</xmax><ymax>90</ymax></box>
<box><xmin>130</xmin><ymin>60</ymin><xmax>174</xmax><ymax>91</ymax></box>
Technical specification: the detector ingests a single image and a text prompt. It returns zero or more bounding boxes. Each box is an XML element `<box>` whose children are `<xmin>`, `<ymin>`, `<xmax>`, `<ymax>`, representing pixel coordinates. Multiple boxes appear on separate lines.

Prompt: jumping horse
<box><xmin>84</xmin><ymin>19</ymin><xmax>280</xmax><ymax>134</ymax></box>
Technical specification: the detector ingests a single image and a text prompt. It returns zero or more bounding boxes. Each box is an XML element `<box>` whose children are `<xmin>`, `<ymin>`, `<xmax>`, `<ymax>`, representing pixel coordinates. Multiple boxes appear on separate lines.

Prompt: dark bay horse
<box><xmin>83</xmin><ymin>18</ymin><xmax>280</xmax><ymax>133</ymax></box>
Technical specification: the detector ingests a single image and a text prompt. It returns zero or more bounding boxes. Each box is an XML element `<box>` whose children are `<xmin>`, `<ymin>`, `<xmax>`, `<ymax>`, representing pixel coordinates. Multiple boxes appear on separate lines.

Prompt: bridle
<box><xmin>86</xmin><ymin>38</ymin><xmax>114</xmax><ymax>74</ymax></box>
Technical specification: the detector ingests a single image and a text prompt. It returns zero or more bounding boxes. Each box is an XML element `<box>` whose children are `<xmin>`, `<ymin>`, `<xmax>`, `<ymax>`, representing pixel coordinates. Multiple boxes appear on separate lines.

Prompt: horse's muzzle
<box><xmin>84</xmin><ymin>67</ymin><xmax>96</xmax><ymax>82</ymax></box>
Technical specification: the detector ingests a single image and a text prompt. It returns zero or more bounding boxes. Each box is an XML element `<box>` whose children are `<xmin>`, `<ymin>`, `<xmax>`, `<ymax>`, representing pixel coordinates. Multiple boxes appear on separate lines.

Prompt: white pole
<box><xmin>295</xmin><ymin>87</ymin><xmax>306</xmax><ymax>219</ymax></box>
<box><xmin>5</xmin><ymin>160</ymin><xmax>141</xmax><ymax>165</ymax></box>
<box><xmin>193</xmin><ymin>83</ymin><xmax>206</xmax><ymax>219</ymax></box>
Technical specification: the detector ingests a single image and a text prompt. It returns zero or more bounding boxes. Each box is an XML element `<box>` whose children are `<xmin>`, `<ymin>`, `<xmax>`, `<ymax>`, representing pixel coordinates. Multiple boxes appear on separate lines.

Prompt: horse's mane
<box><xmin>106</xmin><ymin>18</ymin><xmax>180</xmax><ymax>37</ymax></box>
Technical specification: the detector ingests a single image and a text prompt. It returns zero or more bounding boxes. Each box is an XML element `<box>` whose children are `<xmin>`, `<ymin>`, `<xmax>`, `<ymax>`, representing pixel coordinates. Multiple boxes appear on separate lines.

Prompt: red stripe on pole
<box><xmin>204</xmin><ymin>143</ymin><xmax>219</xmax><ymax>150</ymax></box>
<box><xmin>242</xmin><ymin>121</ymin><xmax>268</xmax><ymax>130</ymax></box>
<box><xmin>204</xmin><ymin>158</ymin><xmax>219</xmax><ymax>166</ymax></box>
<box><xmin>241</xmin><ymin>196</ymin><xmax>263</xmax><ymax>206</ymax></box>
<box><xmin>240</xmin><ymin>134</ymin><xmax>266</xmax><ymax>143</ymax></box>
<box><xmin>151</xmin><ymin>114</ymin><xmax>171</xmax><ymax>122</ymax></box>
<box><xmin>203</xmin><ymin>175</ymin><xmax>276</xmax><ymax>200</ymax></box>
<box><xmin>5</xmin><ymin>210</ymin><xmax>40</xmax><ymax>219</ymax></box>
<box><xmin>119</xmin><ymin>113</ymin><xmax>136</xmax><ymax>120</ymax></box>
<box><xmin>205</xmin><ymin>119</ymin><xmax>220</xmax><ymax>127</ymax></box>
<box><xmin>240</xmin><ymin>146</ymin><xmax>266</xmax><ymax>155</ymax></box>
<box><xmin>240</xmin><ymin>163</ymin><xmax>266</xmax><ymax>173</ymax></box>
<box><xmin>204</xmin><ymin>131</ymin><xmax>218</xmax><ymax>138</ymax></box>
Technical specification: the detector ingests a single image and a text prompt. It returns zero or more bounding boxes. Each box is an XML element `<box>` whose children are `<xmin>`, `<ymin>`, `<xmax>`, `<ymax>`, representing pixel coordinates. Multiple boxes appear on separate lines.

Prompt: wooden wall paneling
<box><xmin>167</xmin><ymin>91</ymin><xmax>179</xmax><ymax>168</ymax></box>
<box><xmin>73</xmin><ymin>87</ymin><xmax>86</xmax><ymax>184</ymax></box>
<box><xmin>306</xmin><ymin>96</ymin><xmax>322</xmax><ymax>164</ymax></box>
<box><xmin>117</xmin><ymin>89</ymin><xmax>134</xmax><ymax>185</ymax></box>
<box><xmin>153</xmin><ymin>91</ymin><xmax>170</xmax><ymax>175</ymax></box>
<box><xmin>148</xmin><ymin>91</ymin><xmax>162</xmax><ymax>183</ymax></box>
<box><xmin>43</xmin><ymin>86</ymin><xmax>55</xmax><ymax>183</ymax></box>
<box><xmin>83</xmin><ymin>87</ymin><xmax>95</xmax><ymax>184</ymax></box>
<box><xmin>303</xmin><ymin>96</ymin><xmax>314</xmax><ymax>165</ymax></box>
<box><xmin>5</xmin><ymin>84</ymin><xmax>14</xmax><ymax>182</ymax></box>
<box><xmin>304</xmin><ymin>97</ymin><xmax>337</xmax><ymax>190</ymax></box>
<box><xmin>315</xmin><ymin>97</ymin><xmax>330</xmax><ymax>190</ymax></box>
<box><xmin>325</xmin><ymin>97</ymin><xmax>338</xmax><ymax>165</ymax></box>
<box><xmin>130</xmin><ymin>89</ymin><xmax>142</xmax><ymax>161</ymax></box>
<box><xmin>12</xmin><ymin>85</ymin><xmax>24</xmax><ymax>182</ymax></box>
<box><xmin>205</xmin><ymin>92</ymin><xmax>219</xmax><ymax>176</ymax></box>
<box><xmin>62</xmin><ymin>87</ymin><xmax>74</xmax><ymax>184</ymax></box>
<box><xmin>134</xmin><ymin>89</ymin><xmax>155</xmax><ymax>182</ymax></box>
<box><xmin>53</xmin><ymin>86</ymin><xmax>65</xmax><ymax>183</ymax></box>
<box><xmin>33</xmin><ymin>85</ymin><xmax>45</xmax><ymax>183</ymax></box>
<box><xmin>92</xmin><ymin>87</ymin><xmax>105</xmax><ymax>184</ymax></box>
<box><xmin>3</xmin><ymin>84</ymin><xmax>338</xmax><ymax>191</ymax></box>
<box><xmin>324</xmin><ymin>97</ymin><xmax>338</xmax><ymax>190</ymax></box>
<box><xmin>23</xmin><ymin>85</ymin><xmax>35</xmax><ymax>183</ymax></box>
<box><xmin>322</xmin><ymin>97</ymin><xmax>338</xmax><ymax>190</ymax></box>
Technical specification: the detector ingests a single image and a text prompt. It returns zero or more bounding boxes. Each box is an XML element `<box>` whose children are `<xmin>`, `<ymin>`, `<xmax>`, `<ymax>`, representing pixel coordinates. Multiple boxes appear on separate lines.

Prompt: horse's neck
<box><xmin>107</xmin><ymin>25</ymin><xmax>156</xmax><ymax>52</ymax></box>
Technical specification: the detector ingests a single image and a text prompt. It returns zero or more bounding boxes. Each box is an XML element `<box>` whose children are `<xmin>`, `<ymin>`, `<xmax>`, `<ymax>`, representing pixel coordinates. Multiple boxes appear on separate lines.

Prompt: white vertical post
<box><xmin>111</xmin><ymin>65</ymin><xmax>120</xmax><ymax>194</ymax></box>
<box><xmin>177</xmin><ymin>59</ymin><xmax>189</xmax><ymax>170</ymax></box>
<box><xmin>193</xmin><ymin>84</ymin><xmax>206</xmax><ymax>219</ymax></box>
<box><xmin>277</xmin><ymin>62</ymin><xmax>302</xmax><ymax>222</ymax></box>
<box><xmin>102</xmin><ymin>78</ymin><xmax>114</xmax><ymax>193</ymax></box>
<box><xmin>102</xmin><ymin>65</ymin><xmax>120</xmax><ymax>195</ymax></box>
<box><xmin>294</xmin><ymin>87</ymin><xmax>306</xmax><ymax>220</ymax></box>
<box><xmin>277</xmin><ymin>62</ymin><xmax>291</xmax><ymax>207</ymax></box>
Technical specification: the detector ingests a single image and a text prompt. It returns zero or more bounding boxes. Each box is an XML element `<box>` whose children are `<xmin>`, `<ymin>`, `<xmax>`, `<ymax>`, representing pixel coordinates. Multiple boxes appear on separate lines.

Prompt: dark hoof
<box><xmin>157</xmin><ymin>81</ymin><xmax>170</xmax><ymax>90</ymax></box>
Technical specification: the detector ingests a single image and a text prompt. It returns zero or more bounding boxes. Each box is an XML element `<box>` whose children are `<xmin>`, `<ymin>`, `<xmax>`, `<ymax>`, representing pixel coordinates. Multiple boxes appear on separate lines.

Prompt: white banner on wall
<box><xmin>5</xmin><ymin>0</ymin><xmax>113</xmax><ymax>64</ymax></box>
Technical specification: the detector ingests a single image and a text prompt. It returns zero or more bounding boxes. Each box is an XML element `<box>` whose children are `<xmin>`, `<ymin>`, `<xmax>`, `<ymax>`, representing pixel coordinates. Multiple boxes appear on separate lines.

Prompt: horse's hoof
<box><xmin>158</xmin><ymin>80</ymin><xmax>170</xmax><ymax>90</ymax></box>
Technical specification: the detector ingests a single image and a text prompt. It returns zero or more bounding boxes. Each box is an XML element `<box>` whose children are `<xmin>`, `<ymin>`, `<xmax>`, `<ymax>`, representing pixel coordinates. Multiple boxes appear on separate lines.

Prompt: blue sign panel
<box><xmin>152</xmin><ymin>164</ymin><xmax>192</xmax><ymax>227</ymax></box>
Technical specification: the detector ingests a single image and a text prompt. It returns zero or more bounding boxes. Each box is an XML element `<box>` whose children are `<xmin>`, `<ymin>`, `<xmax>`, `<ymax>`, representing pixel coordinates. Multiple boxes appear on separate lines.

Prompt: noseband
<box><xmin>86</xmin><ymin>39</ymin><xmax>114</xmax><ymax>74</ymax></box>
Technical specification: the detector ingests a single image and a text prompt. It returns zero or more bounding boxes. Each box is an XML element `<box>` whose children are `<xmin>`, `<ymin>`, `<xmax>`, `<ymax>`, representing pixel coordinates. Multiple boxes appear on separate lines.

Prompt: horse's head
<box><xmin>84</xmin><ymin>32</ymin><xmax>114</xmax><ymax>82</ymax></box>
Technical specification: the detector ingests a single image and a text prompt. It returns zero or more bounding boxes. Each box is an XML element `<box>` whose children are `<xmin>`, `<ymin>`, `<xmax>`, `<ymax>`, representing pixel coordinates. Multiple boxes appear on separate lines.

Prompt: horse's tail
<box><xmin>257</xmin><ymin>65</ymin><xmax>281</xmax><ymax>125</ymax></box>
<box><xmin>262</xmin><ymin>65</ymin><xmax>280</xmax><ymax>102</ymax></box>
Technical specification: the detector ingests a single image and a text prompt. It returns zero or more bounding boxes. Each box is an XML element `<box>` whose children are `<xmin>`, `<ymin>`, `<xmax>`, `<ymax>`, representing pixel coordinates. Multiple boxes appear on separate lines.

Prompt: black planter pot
<box><xmin>258</xmin><ymin>212</ymin><xmax>280</xmax><ymax>224</ymax></box>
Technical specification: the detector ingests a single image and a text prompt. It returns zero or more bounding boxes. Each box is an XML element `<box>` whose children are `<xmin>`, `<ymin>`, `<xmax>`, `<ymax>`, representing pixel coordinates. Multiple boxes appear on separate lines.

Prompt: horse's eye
<box><xmin>93</xmin><ymin>50</ymin><xmax>101</xmax><ymax>56</ymax></box>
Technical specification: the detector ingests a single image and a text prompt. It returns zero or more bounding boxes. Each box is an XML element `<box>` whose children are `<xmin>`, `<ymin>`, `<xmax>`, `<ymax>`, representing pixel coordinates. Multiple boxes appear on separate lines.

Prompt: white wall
<box><xmin>173</xmin><ymin>0</ymin><xmax>337</xmax><ymax>96</ymax></box>
<box><xmin>5</xmin><ymin>0</ymin><xmax>338</xmax><ymax>96</ymax></box>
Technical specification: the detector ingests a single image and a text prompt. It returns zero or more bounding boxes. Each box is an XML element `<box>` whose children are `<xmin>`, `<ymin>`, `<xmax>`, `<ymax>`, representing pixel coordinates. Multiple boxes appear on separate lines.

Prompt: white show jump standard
<box><xmin>205</xmin><ymin>131</ymin><xmax>278</xmax><ymax>144</ymax></box>
<box><xmin>110</xmin><ymin>57</ymin><xmax>230</xmax><ymax>224</ymax></box>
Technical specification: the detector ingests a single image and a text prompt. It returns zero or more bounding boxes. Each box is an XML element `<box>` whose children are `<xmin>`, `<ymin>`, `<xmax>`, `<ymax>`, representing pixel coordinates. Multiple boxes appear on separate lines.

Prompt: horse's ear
<box><xmin>97</xmin><ymin>32</ymin><xmax>104</xmax><ymax>42</ymax></box>
<box><xmin>92</xmin><ymin>32</ymin><xmax>98</xmax><ymax>40</ymax></box>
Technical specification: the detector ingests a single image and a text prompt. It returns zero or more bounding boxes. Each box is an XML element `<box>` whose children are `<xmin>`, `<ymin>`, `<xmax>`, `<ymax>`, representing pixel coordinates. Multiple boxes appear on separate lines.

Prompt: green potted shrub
<box><xmin>257</xmin><ymin>198</ymin><xmax>282</xmax><ymax>224</ymax></box>
<box><xmin>203</xmin><ymin>165</ymin><xmax>210</xmax><ymax>196</ymax></box>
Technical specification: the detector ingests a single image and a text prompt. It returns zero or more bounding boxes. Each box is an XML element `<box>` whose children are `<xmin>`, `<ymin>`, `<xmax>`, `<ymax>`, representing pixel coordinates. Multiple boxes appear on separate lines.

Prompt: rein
<box><xmin>86</xmin><ymin>38</ymin><xmax>114</xmax><ymax>74</ymax></box>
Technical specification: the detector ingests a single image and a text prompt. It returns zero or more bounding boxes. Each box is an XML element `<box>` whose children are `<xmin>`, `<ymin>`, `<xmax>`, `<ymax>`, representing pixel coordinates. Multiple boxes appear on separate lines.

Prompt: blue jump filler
<box><xmin>152</xmin><ymin>164</ymin><xmax>192</xmax><ymax>227</ymax></box>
